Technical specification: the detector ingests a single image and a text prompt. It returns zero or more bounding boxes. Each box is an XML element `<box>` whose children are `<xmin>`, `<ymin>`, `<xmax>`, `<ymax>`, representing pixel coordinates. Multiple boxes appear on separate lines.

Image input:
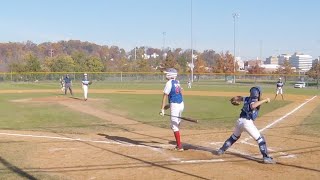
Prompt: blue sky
<box><xmin>0</xmin><ymin>0</ymin><xmax>319</xmax><ymax>60</ymax></box>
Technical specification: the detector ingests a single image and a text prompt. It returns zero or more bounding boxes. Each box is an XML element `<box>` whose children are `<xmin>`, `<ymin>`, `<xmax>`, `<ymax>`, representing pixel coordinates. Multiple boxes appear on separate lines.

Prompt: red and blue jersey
<box><xmin>163</xmin><ymin>79</ymin><xmax>183</xmax><ymax>104</ymax></box>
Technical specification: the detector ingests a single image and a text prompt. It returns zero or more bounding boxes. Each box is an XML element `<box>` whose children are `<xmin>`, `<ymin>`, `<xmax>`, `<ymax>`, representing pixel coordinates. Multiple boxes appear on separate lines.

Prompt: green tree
<box><xmin>212</xmin><ymin>52</ymin><xmax>234</xmax><ymax>73</ymax></box>
<box><xmin>307</xmin><ymin>61</ymin><xmax>320</xmax><ymax>88</ymax></box>
<box><xmin>84</xmin><ymin>57</ymin><xmax>104</xmax><ymax>72</ymax></box>
<box><xmin>194</xmin><ymin>54</ymin><xmax>207</xmax><ymax>73</ymax></box>
<box><xmin>44</xmin><ymin>55</ymin><xmax>75</xmax><ymax>72</ymax></box>
<box><xmin>275</xmin><ymin>60</ymin><xmax>294</xmax><ymax>82</ymax></box>
<box><xmin>9</xmin><ymin>63</ymin><xmax>25</xmax><ymax>73</ymax></box>
<box><xmin>136</xmin><ymin>59</ymin><xmax>151</xmax><ymax>72</ymax></box>
<box><xmin>24</xmin><ymin>54</ymin><xmax>41</xmax><ymax>72</ymax></box>
<box><xmin>72</xmin><ymin>51</ymin><xmax>87</xmax><ymax>72</ymax></box>
<box><xmin>163</xmin><ymin>50</ymin><xmax>176</xmax><ymax>68</ymax></box>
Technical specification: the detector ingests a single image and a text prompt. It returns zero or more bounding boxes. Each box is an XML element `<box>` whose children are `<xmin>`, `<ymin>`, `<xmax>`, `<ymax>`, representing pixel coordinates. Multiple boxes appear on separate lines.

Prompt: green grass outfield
<box><xmin>0</xmin><ymin>81</ymin><xmax>319</xmax><ymax>136</ymax></box>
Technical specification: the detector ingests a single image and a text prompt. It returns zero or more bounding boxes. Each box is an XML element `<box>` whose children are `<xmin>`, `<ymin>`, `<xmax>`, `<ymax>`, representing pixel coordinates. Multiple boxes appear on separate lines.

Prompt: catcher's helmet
<box><xmin>250</xmin><ymin>86</ymin><xmax>262</xmax><ymax>100</ymax></box>
<box><xmin>164</xmin><ymin>68</ymin><xmax>177</xmax><ymax>79</ymax></box>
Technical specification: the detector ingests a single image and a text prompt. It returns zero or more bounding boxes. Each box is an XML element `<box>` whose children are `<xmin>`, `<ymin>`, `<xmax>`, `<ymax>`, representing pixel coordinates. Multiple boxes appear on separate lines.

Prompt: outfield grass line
<box><xmin>242</xmin><ymin>95</ymin><xmax>317</xmax><ymax>143</ymax></box>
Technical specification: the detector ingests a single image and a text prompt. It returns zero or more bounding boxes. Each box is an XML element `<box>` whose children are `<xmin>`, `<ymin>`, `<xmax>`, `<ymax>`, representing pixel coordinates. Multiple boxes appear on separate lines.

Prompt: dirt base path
<box><xmin>0</xmin><ymin>89</ymin><xmax>319</xmax><ymax>179</ymax></box>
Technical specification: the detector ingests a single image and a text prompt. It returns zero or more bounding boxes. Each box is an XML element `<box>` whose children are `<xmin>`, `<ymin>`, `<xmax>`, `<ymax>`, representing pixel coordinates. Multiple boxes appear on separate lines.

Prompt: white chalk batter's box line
<box><xmin>0</xmin><ymin>131</ymin><xmax>281</xmax><ymax>165</ymax></box>
<box><xmin>0</xmin><ymin>131</ymin><xmax>225</xmax><ymax>163</ymax></box>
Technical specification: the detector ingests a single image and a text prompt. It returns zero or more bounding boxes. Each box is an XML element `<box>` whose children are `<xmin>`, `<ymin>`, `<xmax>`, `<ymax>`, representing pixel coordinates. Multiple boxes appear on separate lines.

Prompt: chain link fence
<box><xmin>0</xmin><ymin>72</ymin><xmax>317</xmax><ymax>88</ymax></box>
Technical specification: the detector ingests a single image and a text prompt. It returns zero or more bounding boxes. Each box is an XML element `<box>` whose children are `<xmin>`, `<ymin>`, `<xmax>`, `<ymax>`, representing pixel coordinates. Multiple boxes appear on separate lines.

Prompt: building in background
<box><xmin>265</xmin><ymin>56</ymin><xmax>278</xmax><ymax>64</ymax></box>
<box><xmin>312</xmin><ymin>56</ymin><xmax>320</xmax><ymax>66</ymax></box>
<box><xmin>289</xmin><ymin>53</ymin><xmax>313</xmax><ymax>72</ymax></box>
<box><xmin>235</xmin><ymin>56</ymin><xmax>245</xmax><ymax>70</ymax></box>
<box><xmin>277</xmin><ymin>54</ymin><xmax>291</xmax><ymax>65</ymax></box>
<box><xmin>260</xmin><ymin>64</ymin><xmax>280</xmax><ymax>72</ymax></box>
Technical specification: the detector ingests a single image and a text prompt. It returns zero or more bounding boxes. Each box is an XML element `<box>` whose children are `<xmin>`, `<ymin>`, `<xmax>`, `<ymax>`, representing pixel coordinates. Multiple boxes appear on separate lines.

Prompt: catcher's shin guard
<box><xmin>220</xmin><ymin>134</ymin><xmax>240</xmax><ymax>151</ymax></box>
<box><xmin>257</xmin><ymin>136</ymin><xmax>269</xmax><ymax>158</ymax></box>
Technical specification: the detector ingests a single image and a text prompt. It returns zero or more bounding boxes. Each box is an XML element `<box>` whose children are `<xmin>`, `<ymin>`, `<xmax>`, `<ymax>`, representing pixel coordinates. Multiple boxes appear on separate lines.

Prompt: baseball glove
<box><xmin>88</xmin><ymin>81</ymin><xmax>92</xmax><ymax>85</ymax></box>
<box><xmin>164</xmin><ymin>104</ymin><xmax>170</xmax><ymax>110</ymax></box>
<box><xmin>230</xmin><ymin>96</ymin><xmax>243</xmax><ymax>106</ymax></box>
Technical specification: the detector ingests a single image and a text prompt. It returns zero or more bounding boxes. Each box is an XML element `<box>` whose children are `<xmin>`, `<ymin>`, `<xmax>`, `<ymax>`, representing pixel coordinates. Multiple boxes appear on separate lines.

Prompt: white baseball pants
<box><xmin>82</xmin><ymin>85</ymin><xmax>88</xmax><ymax>99</ymax></box>
<box><xmin>233</xmin><ymin>118</ymin><xmax>260</xmax><ymax>140</ymax></box>
<box><xmin>170</xmin><ymin>102</ymin><xmax>184</xmax><ymax>132</ymax></box>
<box><xmin>276</xmin><ymin>87</ymin><xmax>283</xmax><ymax>94</ymax></box>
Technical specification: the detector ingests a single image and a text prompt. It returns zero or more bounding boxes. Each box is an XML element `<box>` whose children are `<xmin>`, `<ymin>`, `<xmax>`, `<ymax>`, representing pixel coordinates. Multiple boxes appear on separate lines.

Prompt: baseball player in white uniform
<box><xmin>274</xmin><ymin>77</ymin><xmax>284</xmax><ymax>100</ymax></box>
<box><xmin>216</xmin><ymin>87</ymin><xmax>275</xmax><ymax>164</ymax></box>
<box><xmin>59</xmin><ymin>76</ymin><xmax>65</xmax><ymax>92</ymax></box>
<box><xmin>159</xmin><ymin>68</ymin><xmax>185</xmax><ymax>151</ymax></box>
<box><xmin>81</xmin><ymin>73</ymin><xmax>90</xmax><ymax>101</ymax></box>
<box><xmin>187</xmin><ymin>80</ymin><xmax>192</xmax><ymax>88</ymax></box>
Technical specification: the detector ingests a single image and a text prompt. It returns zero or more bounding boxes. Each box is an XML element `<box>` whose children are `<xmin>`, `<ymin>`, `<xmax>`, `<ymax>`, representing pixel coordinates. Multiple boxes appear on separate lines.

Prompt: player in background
<box><xmin>274</xmin><ymin>77</ymin><xmax>284</xmax><ymax>100</ymax></box>
<box><xmin>187</xmin><ymin>80</ymin><xmax>192</xmax><ymax>88</ymax></box>
<box><xmin>64</xmin><ymin>74</ymin><xmax>73</xmax><ymax>96</ymax></box>
<box><xmin>59</xmin><ymin>76</ymin><xmax>65</xmax><ymax>92</ymax></box>
<box><xmin>159</xmin><ymin>68</ymin><xmax>185</xmax><ymax>151</ymax></box>
<box><xmin>81</xmin><ymin>73</ymin><xmax>90</xmax><ymax>101</ymax></box>
<box><xmin>216</xmin><ymin>87</ymin><xmax>276</xmax><ymax>164</ymax></box>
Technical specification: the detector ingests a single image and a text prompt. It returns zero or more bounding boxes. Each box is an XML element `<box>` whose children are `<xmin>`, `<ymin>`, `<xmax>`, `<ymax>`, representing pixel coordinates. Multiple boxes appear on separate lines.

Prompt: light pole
<box><xmin>162</xmin><ymin>32</ymin><xmax>166</xmax><ymax>60</ymax></box>
<box><xmin>190</xmin><ymin>0</ymin><xmax>194</xmax><ymax>82</ymax></box>
<box><xmin>233</xmin><ymin>13</ymin><xmax>239</xmax><ymax>83</ymax></box>
<box><xmin>162</xmin><ymin>32</ymin><xmax>166</xmax><ymax>50</ymax></box>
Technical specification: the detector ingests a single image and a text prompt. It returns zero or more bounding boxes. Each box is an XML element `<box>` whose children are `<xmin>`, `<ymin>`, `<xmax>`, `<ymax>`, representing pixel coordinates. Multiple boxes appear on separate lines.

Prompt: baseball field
<box><xmin>0</xmin><ymin>81</ymin><xmax>319</xmax><ymax>179</ymax></box>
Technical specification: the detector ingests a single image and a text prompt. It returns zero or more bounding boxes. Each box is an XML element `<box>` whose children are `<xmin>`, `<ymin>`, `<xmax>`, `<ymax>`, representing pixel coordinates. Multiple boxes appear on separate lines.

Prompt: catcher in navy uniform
<box><xmin>217</xmin><ymin>86</ymin><xmax>275</xmax><ymax>164</ymax></box>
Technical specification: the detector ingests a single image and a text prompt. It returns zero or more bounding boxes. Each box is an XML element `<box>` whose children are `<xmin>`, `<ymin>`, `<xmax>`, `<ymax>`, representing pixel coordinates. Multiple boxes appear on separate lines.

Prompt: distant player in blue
<box><xmin>274</xmin><ymin>77</ymin><xmax>284</xmax><ymax>100</ymax></box>
<box><xmin>64</xmin><ymin>74</ymin><xmax>73</xmax><ymax>96</ymax></box>
<box><xmin>216</xmin><ymin>87</ymin><xmax>276</xmax><ymax>164</ymax></box>
<box><xmin>159</xmin><ymin>68</ymin><xmax>185</xmax><ymax>151</ymax></box>
<box><xmin>81</xmin><ymin>73</ymin><xmax>91</xmax><ymax>101</ymax></box>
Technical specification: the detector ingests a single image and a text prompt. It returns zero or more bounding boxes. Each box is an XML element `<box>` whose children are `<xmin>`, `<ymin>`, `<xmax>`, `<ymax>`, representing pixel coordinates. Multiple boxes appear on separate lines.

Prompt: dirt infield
<box><xmin>0</xmin><ymin>89</ymin><xmax>319</xmax><ymax>179</ymax></box>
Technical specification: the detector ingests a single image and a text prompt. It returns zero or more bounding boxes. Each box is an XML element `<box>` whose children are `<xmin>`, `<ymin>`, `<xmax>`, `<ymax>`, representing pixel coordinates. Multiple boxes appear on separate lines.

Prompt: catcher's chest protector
<box><xmin>240</xmin><ymin>97</ymin><xmax>259</xmax><ymax>120</ymax></box>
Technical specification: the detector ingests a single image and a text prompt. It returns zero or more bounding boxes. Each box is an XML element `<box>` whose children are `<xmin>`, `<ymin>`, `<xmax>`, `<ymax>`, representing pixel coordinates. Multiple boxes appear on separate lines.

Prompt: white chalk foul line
<box><xmin>0</xmin><ymin>132</ymin><xmax>172</xmax><ymax>156</ymax></box>
<box><xmin>0</xmin><ymin>132</ymin><xmax>122</xmax><ymax>145</ymax></box>
<box><xmin>242</xmin><ymin>96</ymin><xmax>317</xmax><ymax>143</ymax></box>
<box><xmin>180</xmin><ymin>159</ymin><xmax>224</xmax><ymax>163</ymax></box>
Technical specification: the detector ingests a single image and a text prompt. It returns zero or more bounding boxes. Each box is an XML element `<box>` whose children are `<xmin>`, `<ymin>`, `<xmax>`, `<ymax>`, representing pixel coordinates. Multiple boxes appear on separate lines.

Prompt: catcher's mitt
<box><xmin>88</xmin><ymin>81</ymin><xmax>92</xmax><ymax>85</ymax></box>
<box><xmin>230</xmin><ymin>96</ymin><xmax>242</xmax><ymax>106</ymax></box>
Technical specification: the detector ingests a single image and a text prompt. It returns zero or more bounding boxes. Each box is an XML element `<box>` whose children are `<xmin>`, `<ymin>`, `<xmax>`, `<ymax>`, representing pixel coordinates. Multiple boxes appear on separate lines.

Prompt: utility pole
<box><xmin>162</xmin><ymin>32</ymin><xmax>166</xmax><ymax>60</ymax></box>
<box><xmin>49</xmin><ymin>49</ymin><xmax>54</xmax><ymax>57</ymax></box>
<box><xmin>259</xmin><ymin>40</ymin><xmax>263</xmax><ymax>61</ymax></box>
